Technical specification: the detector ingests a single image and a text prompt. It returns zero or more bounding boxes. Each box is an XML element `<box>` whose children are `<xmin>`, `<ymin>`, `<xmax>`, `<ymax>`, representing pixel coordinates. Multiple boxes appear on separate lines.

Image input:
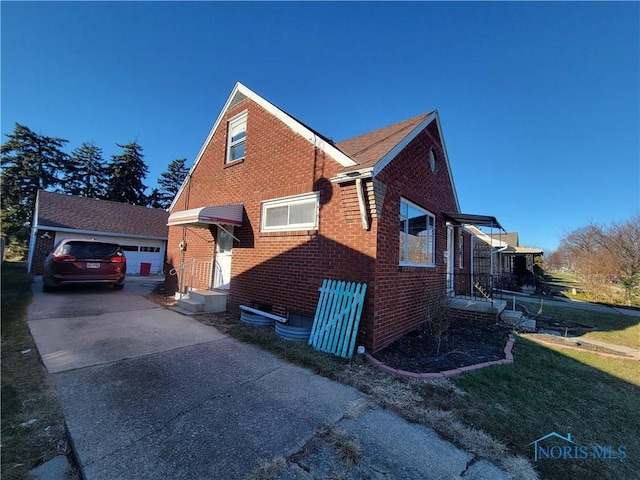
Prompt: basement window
<box><xmin>261</xmin><ymin>192</ymin><xmax>319</xmax><ymax>232</ymax></box>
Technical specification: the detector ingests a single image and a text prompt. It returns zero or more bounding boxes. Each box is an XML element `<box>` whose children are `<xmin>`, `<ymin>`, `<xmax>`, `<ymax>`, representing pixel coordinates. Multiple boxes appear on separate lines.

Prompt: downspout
<box><xmin>490</xmin><ymin>242</ymin><xmax>508</xmax><ymax>304</ymax></box>
<box><xmin>355</xmin><ymin>178</ymin><xmax>370</xmax><ymax>231</ymax></box>
<box><xmin>179</xmin><ymin>172</ymin><xmax>193</xmax><ymax>296</ymax></box>
<box><xmin>27</xmin><ymin>191</ymin><xmax>41</xmax><ymax>273</ymax></box>
<box><xmin>470</xmin><ymin>235</ymin><xmax>475</xmax><ymax>296</ymax></box>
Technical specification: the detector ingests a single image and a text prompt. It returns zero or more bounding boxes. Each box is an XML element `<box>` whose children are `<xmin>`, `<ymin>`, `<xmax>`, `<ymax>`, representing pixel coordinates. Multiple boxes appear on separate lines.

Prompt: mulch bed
<box><xmin>372</xmin><ymin>323</ymin><xmax>511</xmax><ymax>373</ymax></box>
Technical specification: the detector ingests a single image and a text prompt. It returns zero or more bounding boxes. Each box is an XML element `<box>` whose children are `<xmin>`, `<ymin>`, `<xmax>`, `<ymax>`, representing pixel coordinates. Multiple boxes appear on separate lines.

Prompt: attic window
<box><xmin>429</xmin><ymin>148</ymin><xmax>437</xmax><ymax>173</ymax></box>
<box><xmin>226</xmin><ymin>111</ymin><xmax>247</xmax><ymax>163</ymax></box>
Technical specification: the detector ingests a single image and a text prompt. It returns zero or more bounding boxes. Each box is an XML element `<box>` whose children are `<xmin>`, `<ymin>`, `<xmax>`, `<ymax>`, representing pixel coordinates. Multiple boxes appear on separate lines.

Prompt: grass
<box><xmin>517</xmin><ymin>299</ymin><xmax>640</xmax><ymax>349</ymax></box>
<box><xmin>545</xmin><ymin>271</ymin><xmax>640</xmax><ymax>307</ymax></box>
<box><xmin>0</xmin><ymin>262</ymin><xmax>73</xmax><ymax>480</ymax></box>
<box><xmin>195</xmin><ymin>311</ymin><xmax>538</xmax><ymax>479</ymax></box>
<box><xmin>456</xmin><ymin>337</ymin><xmax>640</xmax><ymax>480</ymax></box>
<box><xmin>152</xmin><ymin>289</ymin><xmax>640</xmax><ymax>480</ymax></box>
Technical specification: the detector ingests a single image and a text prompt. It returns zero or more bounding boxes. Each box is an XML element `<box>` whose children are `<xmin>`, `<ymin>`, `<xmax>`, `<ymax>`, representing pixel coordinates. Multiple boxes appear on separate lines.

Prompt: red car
<box><xmin>42</xmin><ymin>239</ymin><xmax>126</xmax><ymax>292</ymax></box>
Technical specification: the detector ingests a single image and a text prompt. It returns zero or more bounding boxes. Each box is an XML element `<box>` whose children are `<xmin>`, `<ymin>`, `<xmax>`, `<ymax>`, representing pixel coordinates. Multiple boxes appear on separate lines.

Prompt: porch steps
<box><xmin>177</xmin><ymin>290</ymin><xmax>228</xmax><ymax>314</ymax></box>
<box><xmin>501</xmin><ymin>310</ymin><xmax>536</xmax><ymax>332</ymax></box>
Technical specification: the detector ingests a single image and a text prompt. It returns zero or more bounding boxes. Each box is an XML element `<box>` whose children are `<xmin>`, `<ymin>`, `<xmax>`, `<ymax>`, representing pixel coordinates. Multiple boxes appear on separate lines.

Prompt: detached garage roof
<box><xmin>36</xmin><ymin>190</ymin><xmax>169</xmax><ymax>239</ymax></box>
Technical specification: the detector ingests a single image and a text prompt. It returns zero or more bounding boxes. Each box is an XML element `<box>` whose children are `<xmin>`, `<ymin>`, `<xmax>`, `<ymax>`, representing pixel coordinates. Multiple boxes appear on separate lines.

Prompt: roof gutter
<box><xmin>34</xmin><ymin>226</ymin><xmax>168</xmax><ymax>241</ymax></box>
<box><xmin>329</xmin><ymin>168</ymin><xmax>374</xmax><ymax>184</ymax></box>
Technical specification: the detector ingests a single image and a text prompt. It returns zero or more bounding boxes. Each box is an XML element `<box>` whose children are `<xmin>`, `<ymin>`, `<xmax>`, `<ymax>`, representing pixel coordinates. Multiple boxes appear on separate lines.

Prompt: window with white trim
<box><xmin>261</xmin><ymin>192</ymin><xmax>319</xmax><ymax>232</ymax></box>
<box><xmin>428</xmin><ymin>148</ymin><xmax>437</xmax><ymax>173</ymax></box>
<box><xmin>399</xmin><ymin>199</ymin><xmax>435</xmax><ymax>266</ymax></box>
<box><xmin>226</xmin><ymin>111</ymin><xmax>247</xmax><ymax>163</ymax></box>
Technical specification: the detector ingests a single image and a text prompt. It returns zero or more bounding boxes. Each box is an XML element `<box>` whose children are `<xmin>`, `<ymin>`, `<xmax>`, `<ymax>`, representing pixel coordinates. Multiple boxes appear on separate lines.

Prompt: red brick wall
<box><xmin>30</xmin><ymin>230</ymin><xmax>57</xmax><ymax>274</ymax></box>
<box><xmin>167</xmin><ymin>99</ymin><xmax>469</xmax><ymax>353</ymax></box>
<box><xmin>371</xmin><ymin>120</ymin><xmax>461</xmax><ymax>351</ymax></box>
<box><xmin>167</xmin><ymin>97</ymin><xmax>377</xmax><ymax>332</ymax></box>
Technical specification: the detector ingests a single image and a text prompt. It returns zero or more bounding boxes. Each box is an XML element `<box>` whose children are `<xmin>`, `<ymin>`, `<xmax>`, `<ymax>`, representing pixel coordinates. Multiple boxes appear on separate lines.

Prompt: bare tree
<box><xmin>559</xmin><ymin>214</ymin><xmax>640</xmax><ymax>305</ymax></box>
<box><xmin>596</xmin><ymin>214</ymin><xmax>640</xmax><ymax>305</ymax></box>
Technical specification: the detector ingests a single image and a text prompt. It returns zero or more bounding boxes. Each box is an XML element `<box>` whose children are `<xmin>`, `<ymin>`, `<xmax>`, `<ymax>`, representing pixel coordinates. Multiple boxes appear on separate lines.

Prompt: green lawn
<box><xmin>0</xmin><ymin>263</ymin><xmax>71</xmax><ymax>480</ymax></box>
<box><xmin>456</xmin><ymin>337</ymin><xmax>639</xmax><ymax>480</ymax></box>
<box><xmin>154</xmin><ymin>290</ymin><xmax>640</xmax><ymax>480</ymax></box>
<box><xmin>518</xmin><ymin>299</ymin><xmax>640</xmax><ymax>349</ymax></box>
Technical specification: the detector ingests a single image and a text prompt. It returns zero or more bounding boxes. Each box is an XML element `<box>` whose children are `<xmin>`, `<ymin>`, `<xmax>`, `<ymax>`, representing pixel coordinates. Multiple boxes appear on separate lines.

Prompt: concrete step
<box><xmin>501</xmin><ymin>310</ymin><xmax>536</xmax><ymax>331</ymax></box>
<box><xmin>178</xmin><ymin>298</ymin><xmax>205</xmax><ymax>313</ymax></box>
<box><xmin>189</xmin><ymin>290</ymin><xmax>228</xmax><ymax>313</ymax></box>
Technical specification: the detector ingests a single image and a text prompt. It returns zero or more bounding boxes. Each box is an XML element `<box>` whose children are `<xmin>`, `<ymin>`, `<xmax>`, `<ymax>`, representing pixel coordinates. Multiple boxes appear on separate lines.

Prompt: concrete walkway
<box><xmin>27</xmin><ymin>278</ymin><xmax>508</xmax><ymax>479</ymax></box>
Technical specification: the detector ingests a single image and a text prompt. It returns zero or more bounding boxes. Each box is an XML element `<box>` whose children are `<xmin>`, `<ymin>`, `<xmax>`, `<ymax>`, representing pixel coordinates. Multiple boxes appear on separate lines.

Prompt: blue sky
<box><xmin>2</xmin><ymin>1</ymin><xmax>638</xmax><ymax>252</ymax></box>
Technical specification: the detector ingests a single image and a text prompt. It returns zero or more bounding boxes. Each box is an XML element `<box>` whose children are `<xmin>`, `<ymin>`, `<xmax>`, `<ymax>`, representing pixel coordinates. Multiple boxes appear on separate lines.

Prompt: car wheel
<box><xmin>113</xmin><ymin>284</ymin><xmax>125</xmax><ymax>291</ymax></box>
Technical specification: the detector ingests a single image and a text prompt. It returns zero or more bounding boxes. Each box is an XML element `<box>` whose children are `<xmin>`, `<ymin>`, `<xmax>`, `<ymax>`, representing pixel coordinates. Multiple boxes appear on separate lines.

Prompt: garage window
<box><xmin>140</xmin><ymin>246</ymin><xmax>160</xmax><ymax>252</ymax></box>
<box><xmin>122</xmin><ymin>245</ymin><xmax>138</xmax><ymax>252</ymax></box>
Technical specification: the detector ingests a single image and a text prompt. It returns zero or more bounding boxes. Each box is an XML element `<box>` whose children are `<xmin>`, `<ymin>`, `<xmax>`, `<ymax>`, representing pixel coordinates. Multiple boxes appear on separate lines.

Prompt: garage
<box><xmin>28</xmin><ymin>191</ymin><xmax>169</xmax><ymax>276</ymax></box>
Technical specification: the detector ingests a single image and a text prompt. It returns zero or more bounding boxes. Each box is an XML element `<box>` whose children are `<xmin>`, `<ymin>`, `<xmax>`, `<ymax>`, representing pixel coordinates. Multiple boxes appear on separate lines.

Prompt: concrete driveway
<box><xmin>27</xmin><ymin>277</ymin><xmax>508</xmax><ymax>479</ymax></box>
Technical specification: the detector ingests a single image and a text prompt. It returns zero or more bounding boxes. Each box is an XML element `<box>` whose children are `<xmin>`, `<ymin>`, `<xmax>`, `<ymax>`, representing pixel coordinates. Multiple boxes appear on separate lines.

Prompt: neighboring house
<box><xmin>462</xmin><ymin>227</ymin><xmax>544</xmax><ymax>291</ymax></box>
<box><xmin>489</xmin><ymin>232</ymin><xmax>544</xmax><ymax>284</ymax></box>
<box><xmin>28</xmin><ymin>190</ymin><xmax>169</xmax><ymax>275</ymax></box>
<box><xmin>166</xmin><ymin>82</ymin><xmax>502</xmax><ymax>352</ymax></box>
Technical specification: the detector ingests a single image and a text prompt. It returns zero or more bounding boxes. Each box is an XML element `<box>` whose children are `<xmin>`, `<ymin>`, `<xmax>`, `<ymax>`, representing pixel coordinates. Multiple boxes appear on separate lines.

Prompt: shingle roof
<box><xmin>490</xmin><ymin>232</ymin><xmax>519</xmax><ymax>247</ymax></box>
<box><xmin>335</xmin><ymin>112</ymin><xmax>432</xmax><ymax>170</ymax></box>
<box><xmin>37</xmin><ymin>190</ymin><xmax>169</xmax><ymax>239</ymax></box>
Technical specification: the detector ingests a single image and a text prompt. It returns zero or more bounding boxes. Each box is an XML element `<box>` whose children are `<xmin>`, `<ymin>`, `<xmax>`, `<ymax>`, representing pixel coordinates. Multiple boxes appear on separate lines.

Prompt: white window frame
<box><xmin>226</xmin><ymin>111</ymin><xmax>248</xmax><ymax>164</ymax></box>
<box><xmin>261</xmin><ymin>192</ymin><xmax>319</xmax><ymax>232</ymax></box>
<box><xmin>399</xmin><ymin>198</ymin><xmax>436</xmax><ymax>267</ymax></box>
<box><xmin>428</xmin><ymin>148</ymin><xmax>437</xmax><ymax>173</ymax></box>
<box><xmin>458</xmin><ymin>231</ymin><xmax>464</xmax><ymax>269</ymax></box>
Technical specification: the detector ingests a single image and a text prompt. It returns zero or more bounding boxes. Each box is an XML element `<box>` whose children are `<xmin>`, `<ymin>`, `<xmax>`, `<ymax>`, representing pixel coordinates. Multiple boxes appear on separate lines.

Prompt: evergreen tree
<box><xmin>147</xmin><ymin>188</ymin><xmax>164</xmax><ymax>209</ymax></box>
<box><xmin>154</xmin><ymin>158</ymin><xmax>188</xmax><ymax>209</ymax></box>
<box><xmin>104</xmin><ymin>141</ymin><xmax>149</xmax><ymax>205</ymax></box>
<box><xmin>0</xmin><ymin>123</ymin><xmax>68</xmax><ymax>246</ymax></box>
<box><xmin>65</xmin><ymin>142</ymin><xmax>107</xmax><ymax>197</ymax></box>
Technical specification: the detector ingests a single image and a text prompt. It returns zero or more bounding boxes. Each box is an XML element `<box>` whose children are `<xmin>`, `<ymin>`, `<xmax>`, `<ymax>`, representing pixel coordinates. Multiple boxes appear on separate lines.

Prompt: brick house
<box><xmin>28</xmin><ymin>190</ymin><xmax>169</xmax><ymax>275</ymax></box>
<box><xmin>166</xmin><ymin>82</ymin><xmax>502</xmax><ymax>352</ymax></box>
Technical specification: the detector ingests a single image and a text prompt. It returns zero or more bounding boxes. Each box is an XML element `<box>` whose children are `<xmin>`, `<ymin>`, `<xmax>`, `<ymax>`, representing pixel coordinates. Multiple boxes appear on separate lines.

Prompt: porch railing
<box><xmin>447</xmin><ymin>272</ymin><xmax>546</xmax><ymax>301</ymax></box>
<box><xmin>174</xmin><ymin>258</ymin><xmax>214</xmax><ymax>294</ymax></box>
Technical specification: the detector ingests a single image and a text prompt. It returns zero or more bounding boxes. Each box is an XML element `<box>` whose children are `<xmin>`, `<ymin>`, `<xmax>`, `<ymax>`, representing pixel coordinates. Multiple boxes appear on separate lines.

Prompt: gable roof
<box><xmin>36</xmin><ymin>190</ymin><xmax>169</xmax><ymax>239</ymax></box>
<box><xmin>170</xmin><ymin>82</ymin><xmax>357</xmax><ymax>211</ymax></box>
<box><xmin>336</xmin><ymin>113</ymin><xmax>432</xmax><ymax>170</ymax></box>
<box><xmin>334</xmin><ymin>110</ymin><xmax>460</xmax><ymax>211</ymax></box>
<box><xmin>171</xmin><ymin>82</ymin><xmax>461</xmax><ymax>212</ymax></box>
<box><xmin>490</xmin><ymin>232</ymin><xmax>519</xmax><ymax>247</ymax></box>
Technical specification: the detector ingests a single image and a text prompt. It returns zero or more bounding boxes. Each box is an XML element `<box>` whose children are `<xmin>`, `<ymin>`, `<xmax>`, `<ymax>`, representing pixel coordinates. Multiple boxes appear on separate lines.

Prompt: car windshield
<box><xmin>61</xmin><ymin>242</ymin><xmax>121</xmax><ymax>259</ymax></box>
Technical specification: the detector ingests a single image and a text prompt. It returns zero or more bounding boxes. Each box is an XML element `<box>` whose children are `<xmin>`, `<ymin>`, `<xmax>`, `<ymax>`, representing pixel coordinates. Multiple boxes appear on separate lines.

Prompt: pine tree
<box><xmin>0</xmin><ymin>123</ymin><xmax>68</xmax><ymax>246</ymax></box>
<box><xmin>104</xmin><ymin>141</ymin><xmax>149</xmax><ymax>205</ymax></box>
<box><xmin>147</xmin><ymin>188</ymin><xmax>164</xmax><ymax>209</ymax></box>
<box><xmin>154</xmin><ymin>158</ymin><xmax>188</xmax><ymax>209</ymax></box>
<box><xmin>65</xmin><ymin>142</ymin><xmax>107</xmax><ymax>198</ymax></box>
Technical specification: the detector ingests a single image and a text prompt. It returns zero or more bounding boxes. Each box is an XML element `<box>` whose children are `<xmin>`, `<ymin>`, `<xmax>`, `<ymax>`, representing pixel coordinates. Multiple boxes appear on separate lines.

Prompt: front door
<box><xmin>446</xmin><ymin>225</ymin><xmax>454</xmax><ymax>293</ymax></box>
<box><xmin>213</xmin><ymin>226</ymin><xmax>233</xmax><ymax>290</ymax></box>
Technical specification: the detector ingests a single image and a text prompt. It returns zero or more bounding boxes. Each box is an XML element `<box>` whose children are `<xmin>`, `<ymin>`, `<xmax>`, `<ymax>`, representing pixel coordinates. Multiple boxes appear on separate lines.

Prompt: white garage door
<box><xmin>53</xmin><ymin>233</ymin><xmax>165</xmax><ymax>275</ymax></box>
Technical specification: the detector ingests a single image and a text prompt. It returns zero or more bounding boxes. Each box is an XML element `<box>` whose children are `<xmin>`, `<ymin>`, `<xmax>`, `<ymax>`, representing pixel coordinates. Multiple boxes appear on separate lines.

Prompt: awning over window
<box><xmin>442</xmin><ymin>212</ymin><xmax>504</xmax><ymax>230</ymax></box>
<box><xmin>167</xmin><ymin>204</ymin><xmax>244</xmax><ymax>228</ymax></box>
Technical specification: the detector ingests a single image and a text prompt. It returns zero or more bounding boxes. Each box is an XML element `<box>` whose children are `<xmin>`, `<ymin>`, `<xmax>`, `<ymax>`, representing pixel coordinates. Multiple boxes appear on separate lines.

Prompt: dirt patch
<box><xmin>372</xmin><ymin>323</ymin><xmax>511</xmax><ymax>373</ymax></box>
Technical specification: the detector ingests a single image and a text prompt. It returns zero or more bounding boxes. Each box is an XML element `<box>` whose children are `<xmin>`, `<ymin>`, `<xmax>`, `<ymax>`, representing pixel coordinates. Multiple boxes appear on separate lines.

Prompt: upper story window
<box><xmin>226</xmin><ymin>111</ymin><xmax>247</xmax><ymax>163</ymax></box>
<box><xmin>428</xmin><ymin>148</ymin><xmax>437</xmax><ymax>174</ymax></box>
<box><xmin>399</xmin><ymin>198</ymin><xmax>436</xmax><ymax>266</ymax></box>
<box><xmin>261</xmin><ymin>192</ymin><xmax>319</xmax><ymax>232</ymax></box>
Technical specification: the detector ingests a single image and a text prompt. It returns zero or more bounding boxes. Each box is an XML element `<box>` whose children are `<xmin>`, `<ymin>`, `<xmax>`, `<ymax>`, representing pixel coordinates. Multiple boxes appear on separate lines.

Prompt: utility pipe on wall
<box><xmin>355</xmin><ymin>178</ymin><xmax>370</xmax><ymax>231</ymax></box>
